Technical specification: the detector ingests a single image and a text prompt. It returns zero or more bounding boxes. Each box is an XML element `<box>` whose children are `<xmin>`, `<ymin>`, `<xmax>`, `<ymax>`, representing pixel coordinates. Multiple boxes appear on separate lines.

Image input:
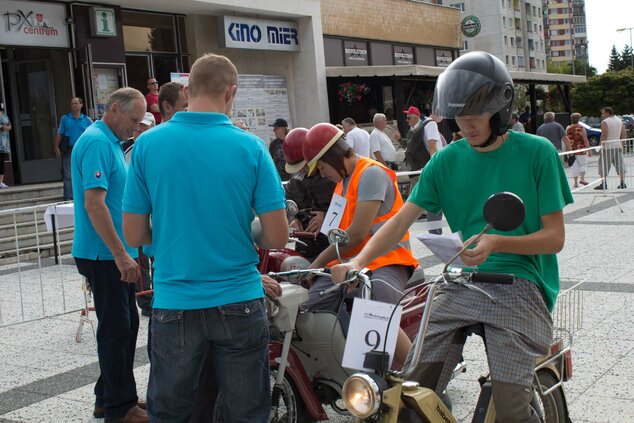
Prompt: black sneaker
<box><xmin>594</xmin><ymin>183</ymin><xmax>607</xmax><ymax>190</ymax></box>
<box><xmin>618</xmin><ymin>182</ymin><xmax>627</xmax><ymax>189</ymax></box>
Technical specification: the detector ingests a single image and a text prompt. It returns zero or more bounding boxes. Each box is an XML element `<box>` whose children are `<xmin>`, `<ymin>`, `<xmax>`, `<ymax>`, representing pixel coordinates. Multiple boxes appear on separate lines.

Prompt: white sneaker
<box><xmin>0</xmin><ymin>183</ymin><xmax>8</xmax><ymax>188</ymax></box>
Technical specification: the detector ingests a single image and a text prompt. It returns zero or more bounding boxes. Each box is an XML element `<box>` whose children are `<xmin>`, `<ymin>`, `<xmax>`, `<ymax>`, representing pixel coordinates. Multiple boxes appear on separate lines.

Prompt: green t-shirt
<box><xmin>408</xmin><ymin>130</ymin><xmax>573</xmax><ymax>311</ymax></box>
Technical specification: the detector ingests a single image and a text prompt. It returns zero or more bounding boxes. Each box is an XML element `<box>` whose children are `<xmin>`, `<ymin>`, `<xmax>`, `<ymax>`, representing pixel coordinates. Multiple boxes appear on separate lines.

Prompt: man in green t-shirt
<box><xmin>332</xmin><ymin>52</ymin><xmax>573</xmax><ymax>422</ymax></box>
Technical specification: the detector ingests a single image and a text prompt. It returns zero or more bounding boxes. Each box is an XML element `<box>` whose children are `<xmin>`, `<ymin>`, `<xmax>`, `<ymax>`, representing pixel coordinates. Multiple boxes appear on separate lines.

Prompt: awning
<box><xmin>326</xmin><ymin>65</ymin><xmax>587</xmax><ymax>85</ymax></box>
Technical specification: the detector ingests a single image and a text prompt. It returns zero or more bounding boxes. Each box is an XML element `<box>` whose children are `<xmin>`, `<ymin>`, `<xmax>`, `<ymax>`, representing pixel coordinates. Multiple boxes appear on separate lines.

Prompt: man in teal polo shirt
<box><xmin>55</xmin><ymin>97</ymin><xmax>93</xmax><ymax>200</ymax></box>
<box><xmin>72</xmin><ymin>87</ymin><xmax>148</xmax><ymax>423</ymax></box>
<box><xmin>123</xmin><ymin>53</ymin><xmax>288</xmax><ymax>423</ymax></box>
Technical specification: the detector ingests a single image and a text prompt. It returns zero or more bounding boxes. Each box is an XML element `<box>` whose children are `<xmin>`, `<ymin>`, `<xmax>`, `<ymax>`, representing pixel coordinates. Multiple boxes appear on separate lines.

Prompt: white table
<box><xmin>44</xmin><ymin>203</ymin><xmax>74</xmax><ymax>263</ymax></box>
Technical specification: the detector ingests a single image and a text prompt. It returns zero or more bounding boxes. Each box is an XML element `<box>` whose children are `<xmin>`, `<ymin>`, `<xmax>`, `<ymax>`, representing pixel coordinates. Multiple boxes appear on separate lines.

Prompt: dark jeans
<box><xmin>75</xmin><ymin>258</ymin><xmax>139</xmax><ymax>419</ymax></box>
<box><xmin>62</xmin><ymin>150</ymin><xmax>73</xmax><ymax>200</ymax></box>
<box><xmin>148</xmin><ymin>298</ymin><xmax>270</xmax><ymax>423</ymax></box>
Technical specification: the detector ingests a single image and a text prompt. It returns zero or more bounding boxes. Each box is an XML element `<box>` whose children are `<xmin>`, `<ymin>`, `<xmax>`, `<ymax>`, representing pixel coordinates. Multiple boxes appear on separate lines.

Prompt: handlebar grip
<box><xmin>321</xmin><ymin>268</ymin><xmax>331</xmax><ymax>274</ymax></box>
<box><xmin>292</xmin><ymin>231</ymin><xmax>318</xmax><ymax>239</ymax></box>
<box><xmin>471</xmin><ymin>272</ymin><xmax>514</xmax><ymax>285</ymax></box>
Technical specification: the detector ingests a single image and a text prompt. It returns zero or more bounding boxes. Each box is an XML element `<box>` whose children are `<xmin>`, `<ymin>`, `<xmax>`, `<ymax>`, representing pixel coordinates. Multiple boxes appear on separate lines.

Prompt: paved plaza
<box><xmin>1</xmin><ymin>156</ymin><xmax>634</xmax><ymax>422</ymax></box>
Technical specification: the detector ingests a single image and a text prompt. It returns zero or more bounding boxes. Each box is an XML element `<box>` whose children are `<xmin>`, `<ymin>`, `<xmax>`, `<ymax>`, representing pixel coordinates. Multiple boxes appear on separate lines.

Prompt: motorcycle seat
<box><xmin>405</xmin><ymin>266</ymin><xmax>425</xmax><ymax>290</ymax></box>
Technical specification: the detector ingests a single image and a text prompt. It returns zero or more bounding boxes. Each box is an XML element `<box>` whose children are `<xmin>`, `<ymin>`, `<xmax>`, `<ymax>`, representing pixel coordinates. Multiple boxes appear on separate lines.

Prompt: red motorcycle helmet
<box><xmin>303</xmin><ymin>123</ymin><xmax>345</xmax><ymax>176</ymax></box>
<box><xmin>283</xmin><ymin>128</ymin><xmax>309</xmax><ymax>173</ymax></box>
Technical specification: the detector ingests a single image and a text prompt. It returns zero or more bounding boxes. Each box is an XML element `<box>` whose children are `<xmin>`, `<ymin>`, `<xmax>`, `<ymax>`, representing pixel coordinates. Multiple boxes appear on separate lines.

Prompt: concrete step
<box><xmin>0</xmin><ymin>182</ymin><xmax>63</xmax><ymax>207</ymax></box>
<box><xmin>0</xmin><ymin>195</ymin><xmax>66</xmax><ymax>214</ymax></box>
<box><xmin>0</xmin><ymin>228</ymin><xmax>74</xmax><ymax>257</ymax></box>
<box><xmin>0</xmin><ymin>220</ymin><xmax>52</xmax><ymax>239</ymax></box>
<box><xmin>0</xmin><ymin>240</ymin><xmax>72</xmax><ymax>266</ymax></box>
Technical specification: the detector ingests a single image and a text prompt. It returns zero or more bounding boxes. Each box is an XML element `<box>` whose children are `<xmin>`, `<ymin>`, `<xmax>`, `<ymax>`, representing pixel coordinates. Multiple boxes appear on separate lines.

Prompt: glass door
<box><xmin>9</xmin><ymin>60</ymin><xmax>59</xmax><ymax>183</ymax></box>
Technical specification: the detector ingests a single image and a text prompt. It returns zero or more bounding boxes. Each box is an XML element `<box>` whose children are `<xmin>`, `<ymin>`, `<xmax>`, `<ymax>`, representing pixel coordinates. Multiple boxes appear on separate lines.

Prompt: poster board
<box><xmin>92</xmin><ymin>66</ymin><xmax>123</xmax><ymax>119</ymax></box>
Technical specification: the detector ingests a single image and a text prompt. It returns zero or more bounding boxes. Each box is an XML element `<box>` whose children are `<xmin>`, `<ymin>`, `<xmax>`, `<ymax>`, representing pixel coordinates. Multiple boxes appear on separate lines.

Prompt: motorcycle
<box><xmin>340</xmin><ymin>192</ymin><xmax>573</xmax><ymax>423</ymax></box>
<box><xmin>212</xmin><ymin>228</ymin><xmax>431</xmax><ymax>423</ymax></box>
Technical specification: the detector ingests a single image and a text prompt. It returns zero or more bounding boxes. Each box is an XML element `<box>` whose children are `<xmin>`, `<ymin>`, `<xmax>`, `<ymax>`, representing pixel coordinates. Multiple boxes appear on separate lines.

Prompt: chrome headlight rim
<box><xmin>342</xmin><ymin>373</ymin><xmax>383</xmax><ymax>418</ymax></box>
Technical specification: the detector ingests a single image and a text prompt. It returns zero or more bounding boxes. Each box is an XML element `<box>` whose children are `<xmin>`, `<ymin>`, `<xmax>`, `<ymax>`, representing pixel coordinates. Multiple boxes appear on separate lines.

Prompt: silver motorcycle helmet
<box><xmin>432</xmin><ymin>51</ymin><xmax>514</xmax><ymax>144</ymax></box>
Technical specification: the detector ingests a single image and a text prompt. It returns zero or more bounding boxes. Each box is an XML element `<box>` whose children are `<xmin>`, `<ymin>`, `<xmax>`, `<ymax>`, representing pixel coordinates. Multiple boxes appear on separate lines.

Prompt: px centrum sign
<box><xmin>461</xmin><ymin>15</ymin><xmax>481</xmax><ymax>38</ymax></box>
<box><xmin>1</xmin><ymin>0</ymin><xmax>69</xmax><ymax>48</ymax></box>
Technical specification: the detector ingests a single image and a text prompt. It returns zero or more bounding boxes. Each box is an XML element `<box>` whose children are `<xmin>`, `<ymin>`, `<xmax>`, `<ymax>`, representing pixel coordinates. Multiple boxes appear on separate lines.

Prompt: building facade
<box><xmin>543</xmin><ymin>0</ymin><xmax>587</xmax><ymax>67</ymax></box>
<box><xmin>0</xmin><ymin>0</ymin><xmax>327</xmax><ymax>185</ymax></box>
<box><xmin>450</xmin><ymin>0</ymin><xmax>547</xmax><ymax>72</ymax></box>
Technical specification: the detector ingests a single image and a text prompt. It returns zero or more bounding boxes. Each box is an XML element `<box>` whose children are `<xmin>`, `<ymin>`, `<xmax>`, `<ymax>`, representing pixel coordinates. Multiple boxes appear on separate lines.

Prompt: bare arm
<box><xmin>600</xmin><ymin>121</ymin><xmax>608</xmax><ymax>143</ymax></box>
<box><xmin>85</xmin><ymin>188</ymin><xmax>138</xmax><ymax>282</ymax></box>
<box><xmin>54</xmin><ymin>133</ymin><xmax>62</xmax><ymax>157</ymax></box>
<box><xmin>150</xmin><ymin>103</ymin><xmax>160</xmax><ymax>113</ymax></box>
<box><xmin>427</xmin><ymin>138</ymin><xmax>439</xmax><ymax>156</ymax></box>
<box><xmin>460</xmin><ymin>210</ymin><xmax>565</xmax><ymax>266</ymax></box>
<box><xmin>330</xmin><ymin>201</ymin><xmax>424</xmax><ymax>281</ymax></box>
<box><xmin>310</xmin><ymin>199</ymin><xmax>383</xmax><ymax>269</ymax></box>
<box><xmin>123</xmin><ymin>212</ymin><xmax>152</xmax><ymax>248</ymax></box>
<box><xmin>257</xmin><ymin>209</ymin><xmax>289</xmax><ymax>249</ymax></box>
<box><xmin>373</xmin><ymin>150</ymin><xmax>386</xmax><ymax>165</ymax></box>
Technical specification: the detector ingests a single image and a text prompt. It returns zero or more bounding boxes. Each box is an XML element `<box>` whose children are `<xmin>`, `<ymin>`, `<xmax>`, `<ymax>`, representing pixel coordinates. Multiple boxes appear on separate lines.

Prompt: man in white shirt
<box><xmin>341</xmin><ymin>117</ymin><xmax>371</xmax><ymax>157</ymax></box>
<box><xmin>369</xmin><ymin>113</ymin><xmax>397</xmax><ymax>169</ymax></box>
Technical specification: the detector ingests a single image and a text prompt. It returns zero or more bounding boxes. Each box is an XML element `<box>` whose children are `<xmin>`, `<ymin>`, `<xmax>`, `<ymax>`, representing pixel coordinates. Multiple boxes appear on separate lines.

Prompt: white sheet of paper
<box><xmin>416</xmin><ymin>232</ymin><xmax>467</xmax><ymax>268</ymax></box>
<box><xmin>342</xmin><ymin>298</ymin><xmax>402</xmax><ymax>371</ymax></box>
<box><xmin>320</xmin><ymin>193</ymin><xmax>347</xmax><ymax>235</ymax></box>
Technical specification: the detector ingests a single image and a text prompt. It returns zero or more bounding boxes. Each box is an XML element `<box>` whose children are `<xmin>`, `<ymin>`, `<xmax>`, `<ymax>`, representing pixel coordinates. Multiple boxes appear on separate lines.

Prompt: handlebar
<box><xmin>470</xmin><ymin>272</ymin><xmax>514</xmax><ymax>284</ymax></box>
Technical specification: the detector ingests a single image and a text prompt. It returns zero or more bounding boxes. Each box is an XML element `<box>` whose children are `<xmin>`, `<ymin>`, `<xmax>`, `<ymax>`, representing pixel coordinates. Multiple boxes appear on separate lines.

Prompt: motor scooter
<box><xmin>340</xmin><ymin>192</ymin><xmax>574</xmax><ymax>423</ymax></box>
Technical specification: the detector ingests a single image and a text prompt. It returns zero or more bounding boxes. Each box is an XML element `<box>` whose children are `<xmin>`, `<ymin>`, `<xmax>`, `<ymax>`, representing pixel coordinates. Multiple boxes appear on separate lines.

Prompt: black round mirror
<box><xmin>483</xmin><ymin>192</ymin><xmax>525</xmax><ymax>231</ymax></box>
<box><xmin>285</xmin><ymin>200</ymin><xmax>299</xmax><ymax>220</ymax></box>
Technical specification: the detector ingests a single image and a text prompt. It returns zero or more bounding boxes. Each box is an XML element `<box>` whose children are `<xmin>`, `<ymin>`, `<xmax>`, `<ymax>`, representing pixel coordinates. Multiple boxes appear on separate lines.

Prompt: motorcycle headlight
<box><xmin>342</xmin><ymin>373</ymin><xmax>383</xmax><ymax>418</ymax></box>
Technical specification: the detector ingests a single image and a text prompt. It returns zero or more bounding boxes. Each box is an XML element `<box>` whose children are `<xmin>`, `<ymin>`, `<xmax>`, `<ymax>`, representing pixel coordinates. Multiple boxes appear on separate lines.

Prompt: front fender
<box><xmin>269</xmin><ymin>341</ymin><xmax>328</xmax><ymax>420</ymax></box>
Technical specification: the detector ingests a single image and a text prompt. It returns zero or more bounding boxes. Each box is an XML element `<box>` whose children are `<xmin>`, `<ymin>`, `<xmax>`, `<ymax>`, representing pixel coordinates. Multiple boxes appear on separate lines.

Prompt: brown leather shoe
<box><xmin>94</xmin><ymin>402</ymin><xmax>145</xmax><ymax>419</ymax></box>
<box><xmin>104</xmin><ymin>405</ymin><xmax>148</xmax><ymax>423</ymax></box>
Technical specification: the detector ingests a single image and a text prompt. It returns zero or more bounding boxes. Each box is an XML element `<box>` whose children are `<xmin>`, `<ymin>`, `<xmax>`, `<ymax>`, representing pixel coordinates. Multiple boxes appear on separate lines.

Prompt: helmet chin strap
<box><xmin>473</xmin><ymin>132</ymin><xmax>498</xmax><ymax>149</ymax></box>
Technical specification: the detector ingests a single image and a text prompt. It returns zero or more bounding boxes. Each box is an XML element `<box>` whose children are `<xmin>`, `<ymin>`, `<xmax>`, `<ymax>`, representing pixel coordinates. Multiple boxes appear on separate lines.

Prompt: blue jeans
<box><xmin>148</xmin><ymin>298</ymin><xmax>270</xmax><ymax>423</ymax></box>
<box><xmin>75</xmin><ymin>258</ymin><xmax>139</xmax><ymax>419</ymax></box>
<box><xmin>62</xmin><ymin>150</ymin><xmax>73</xmax><ymax>200</ymax></box>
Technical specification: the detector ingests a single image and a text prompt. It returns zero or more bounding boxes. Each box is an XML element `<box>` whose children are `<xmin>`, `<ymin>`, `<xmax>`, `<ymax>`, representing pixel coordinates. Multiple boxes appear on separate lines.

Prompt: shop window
<box><xmin>122</xmin><ymin>11</ymin><xmax>177</xmax><ymax>53</ymax></box>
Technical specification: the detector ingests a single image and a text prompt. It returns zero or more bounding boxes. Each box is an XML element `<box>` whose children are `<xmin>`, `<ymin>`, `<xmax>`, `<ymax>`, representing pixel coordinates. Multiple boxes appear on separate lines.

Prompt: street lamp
<box><xmin>617</xmin><ymin>27</ymin><xmax>634</xmax><ymax>69</ymax></box>
<box><xmin>580</xmin><ymin>44</ymin><xmax>587</xmax><ymax>77</ymax></box>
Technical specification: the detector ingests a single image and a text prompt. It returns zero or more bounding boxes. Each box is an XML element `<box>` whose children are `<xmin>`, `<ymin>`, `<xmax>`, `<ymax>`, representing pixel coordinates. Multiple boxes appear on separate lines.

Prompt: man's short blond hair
<box><xmin>570</xmin><ymin>113</ymin><xmax>581</xmax><ymax>124</ymax></box>
<box><xmin>373</xmin><ymin>113</ymin><xmax>387</xmax><ymax>125</ymax></box>
<box><xmin>187</xmin><ymin>53</ymin><xmax>238</xmax><ymax>99</ymax></box>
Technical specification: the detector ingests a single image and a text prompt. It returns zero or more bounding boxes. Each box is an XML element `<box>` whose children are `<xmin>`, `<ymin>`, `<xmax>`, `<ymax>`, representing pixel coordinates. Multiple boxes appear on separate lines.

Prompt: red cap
<box><xmin>402</xmin><ymin>106</ymin><xmax>420</xmax><ymax>117</ymax></box>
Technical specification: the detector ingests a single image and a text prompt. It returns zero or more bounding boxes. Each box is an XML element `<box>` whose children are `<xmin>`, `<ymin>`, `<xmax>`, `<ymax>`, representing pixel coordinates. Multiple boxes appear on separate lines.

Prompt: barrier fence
<box><xmin>0</xmin><ymin>202</ymin><xmax>83</xmax><ymax>328</ymax></box>
<box><xmin>1</xmin><ymin>138</ymin><xmax>632</xmax><ymax>328</ymax></box>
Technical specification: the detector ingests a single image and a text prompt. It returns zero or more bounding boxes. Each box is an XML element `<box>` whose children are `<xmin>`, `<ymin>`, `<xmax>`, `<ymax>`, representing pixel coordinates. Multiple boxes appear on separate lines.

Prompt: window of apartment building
<box><xmin>503</xmin><ymin>16</ymin><xmax>506</xmax><ymax>27</ymax></box>
<box><xmin>507</xmin><ymin>0</ymin><xmax>511</xmax><ymax>9</ymax></box>
<box><xmin>504</xmin><ymin>36</ymin><xmax>508</xmax><ymax>46</ymax></box>
<box><xmin>518</xmin><ymin>56</ymin><xmax>524</xmax><ymax>67</ymax></box>
<box><xmin>539</xmin><ymin>24</ymin><xmax>542</xmax><ymax>32</ymax></box>
<box><xmin>528</xmin><ymin>39</ymin><xmax>534</xmax><ymax>50</ymax></box>
<box><xmin>501</xmin><ymin>0</ymin><xmax>505</xmax><ymax>8</ymax></box>
<box><xmin>532</xmin><ymin>5</ymin><xmax>536</xmax><ymax>16</ymax></box>
<box><xmin>512</xmin><ymin>56</ymin><xmax>516</xmax><ymax>65</ymax></box>
<box><xmin>451</xmin><ymin>3</ymin><xmax>465</xmax><ymax>11</ymax></box>
<box><xmin>506</xmin><ymin>55</ymin><xmax>509</xmax><ymax>64</ymax></box>
<box><xmin>510</xmin><ymin>37</ymin><xmax>514</xmax><ymax>47</ymax></box>
<box><xmin>534</xmin><ymin>23</ymin><xmax>538</xmax><ymax>33</ymax></box>
<box><xmin>530</xmin><ymin>57</ymin><xmax>535</xmax><ymax>69</ymax></box>
<box><xmin>462</xmin><ymin>41</ymin><xmax>469</xmax><ymax>50</ymax></box>
<box><xmin>527</xmin><ymin>20</ymin><xmax>533</xmax><ymax>32</ymax></box>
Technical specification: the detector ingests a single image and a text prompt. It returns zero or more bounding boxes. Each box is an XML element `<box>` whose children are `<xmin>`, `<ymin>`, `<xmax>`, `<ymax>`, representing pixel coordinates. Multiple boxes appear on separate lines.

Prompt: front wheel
<box><xmin>211</xmin><ymin>369</ymin><xmax>312</xmax><ymax>423</ymax></box>
<box><xmin>589</xmin><ymin>135</ymin><xmax>600</xmax><ymax>147</ymax></box>
<box><xmin>530</xmin><ymin>370</ymin><xmax>568</xmax><ymax>423</ymax></box>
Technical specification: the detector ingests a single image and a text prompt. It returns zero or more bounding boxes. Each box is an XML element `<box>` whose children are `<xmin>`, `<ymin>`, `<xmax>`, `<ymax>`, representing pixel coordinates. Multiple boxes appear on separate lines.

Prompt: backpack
<box><xmin>405</xmin><ymin>118</ymin><xmax>445</xmax><ymax>171</ymax></box>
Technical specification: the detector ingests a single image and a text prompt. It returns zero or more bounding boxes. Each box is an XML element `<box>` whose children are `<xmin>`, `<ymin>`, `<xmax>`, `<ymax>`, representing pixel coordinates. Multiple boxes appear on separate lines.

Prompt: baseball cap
<box><xmin>402</xmin><ymin>106</ymin><xmax>421</xmax><ymax>117</ymax></box>
<box><xmin>269</xmin><ymin>118</ymin><xmax>288</xmax><ymax>128</ymax></box>
<box><xmin>141</xmin><ymin>112</ymin><xmax>156</xmax><ymax>127</ymax></box>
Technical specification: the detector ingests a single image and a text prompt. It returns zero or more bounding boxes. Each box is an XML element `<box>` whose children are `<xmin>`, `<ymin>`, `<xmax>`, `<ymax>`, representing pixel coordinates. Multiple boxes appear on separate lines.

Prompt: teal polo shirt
<box><xmin>58</xmin><ymin>113</ymin><xmax>93</xmax><ymax>146</ymax></box>
<box><xmin>71</xmin><ymin>120</ymin><xmax>137</xmax><ymax>260</ymax></box>
<box><xmin>123</xmin><ymin>112</ymin><xmax>285</xmax><ymax>310</ymax></box>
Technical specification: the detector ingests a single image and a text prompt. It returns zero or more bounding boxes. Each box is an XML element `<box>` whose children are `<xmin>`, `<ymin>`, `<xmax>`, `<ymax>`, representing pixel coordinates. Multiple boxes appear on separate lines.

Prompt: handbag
<box><xmin>567</xmin><ymin>154</ymin><xmax>576</xmax><ymax>167</ymax></box>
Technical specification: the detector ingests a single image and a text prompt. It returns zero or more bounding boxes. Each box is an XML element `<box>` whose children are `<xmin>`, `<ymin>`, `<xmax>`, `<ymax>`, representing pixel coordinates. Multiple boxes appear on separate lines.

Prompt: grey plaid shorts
<box><xmin>406</xmin><ymin>277</ymin><xmax>553</xmax><ymax>390</ymax></box>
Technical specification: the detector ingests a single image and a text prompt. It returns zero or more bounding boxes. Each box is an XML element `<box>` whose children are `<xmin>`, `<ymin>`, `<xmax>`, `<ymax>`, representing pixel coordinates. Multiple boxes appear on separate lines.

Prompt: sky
<box><xmin>585</xmin><ymin>0</ymin><xmax>634</xmax><ymax>74</ymax></box>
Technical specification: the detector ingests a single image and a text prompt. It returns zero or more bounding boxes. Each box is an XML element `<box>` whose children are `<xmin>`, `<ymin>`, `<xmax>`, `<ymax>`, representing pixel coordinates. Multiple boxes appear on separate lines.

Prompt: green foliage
<box><xmin>608</xmin><ymin>45</ymin><xmax>625</xmax><ymax>71</ymax></box>
<box><xmin>572</xmin><ymin>68</ymin><xmax>634</xmax><ymax>116</ymax></box>
<box><xmin>622</xmin><ymin>45</ymin><xmax>634</xmax><ymax>69</ymax></box>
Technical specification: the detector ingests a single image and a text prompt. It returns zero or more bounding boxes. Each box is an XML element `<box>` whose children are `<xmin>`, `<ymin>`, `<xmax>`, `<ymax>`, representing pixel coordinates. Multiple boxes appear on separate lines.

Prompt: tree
<box><xmin>572</xmin><ymin>68</ymin><xmax>634</xmax><ymax>116</ymax></box>
<box><xmin>608</xmin><ymin>45</ymin><xmax>624</xmax><ymax>71</ymax></box>
<box><xmin>621</xmin><ymin>45</ymin><xmax>634</xmax><ymax>69</ymax></box>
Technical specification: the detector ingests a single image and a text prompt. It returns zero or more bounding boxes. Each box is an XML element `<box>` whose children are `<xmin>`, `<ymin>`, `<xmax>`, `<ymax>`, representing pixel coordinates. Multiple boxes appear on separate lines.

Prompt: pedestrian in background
<box><xmin>341</xmin><ymin>117</ymin><xmax>371</xmax><ymax>157</ymax></box>
<box><xmin>510</xmin><ymin>112</ymin><xmax>525</xmax><ymax>132</ymax></box>
<box><xmin>0</xmin><ymin>105</ymin><xmax>12</xmax><ymax>189</ymax></box>
<box><xmin>145</xmin><ymin>77</ymin><xmax>162</xmax><ymax>124</ymax></box>
<box><xmin>596</xmin><ymin>106</ymin><xmax>627</xmax><ymax>190</ymax></box>
<box><xmin>370</xmin><ymin>113</ymin><xmax>398</xmax><ymax>169</ymax></box>
<box><xmin>123</xmin><ymin>53</ymin><xmax>288</xmax><ymax>423</ymax></box>
<box><xmin>158</xmin><ymin>82</ymin><xmax>186</xmax><ymax>122</ymax></box>
<box><xmin>72</xmin><ymin>87</ymin><xmax>147</xmax><ymax>423</ymax></box>
<box><xmin>566</xmin><ymin>113</ymin><xmax>591</xmax><ymax>188</ymax></box>
<box><xmin>269</xmin><ymin>118</ymin><xmax>291</xmax><ymax>181</ymax></box>
<box><xmin>536</xmin><ymin>112</ymin><xmax>568</xmax><ymax>153</ymax></box>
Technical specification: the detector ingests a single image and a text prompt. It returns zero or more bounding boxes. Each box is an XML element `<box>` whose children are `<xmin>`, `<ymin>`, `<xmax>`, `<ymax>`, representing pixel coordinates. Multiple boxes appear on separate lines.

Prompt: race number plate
<box><xmin>320</xmin><ymin>193</ymin><xmax>347</xmax><ymax>235</ymax></box>
<box><xmin>342</xmin><ymin>298</ymin><xmax>402</xmax><ymax>371</ymax></box>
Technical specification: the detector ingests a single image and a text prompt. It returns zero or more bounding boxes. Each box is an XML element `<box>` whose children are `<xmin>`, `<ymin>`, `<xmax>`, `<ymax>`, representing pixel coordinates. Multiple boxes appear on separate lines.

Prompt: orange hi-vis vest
<box><xmin>327</xmin><ymin>157</ymin><xmax>419</xmax><ymax>271</ymax></box>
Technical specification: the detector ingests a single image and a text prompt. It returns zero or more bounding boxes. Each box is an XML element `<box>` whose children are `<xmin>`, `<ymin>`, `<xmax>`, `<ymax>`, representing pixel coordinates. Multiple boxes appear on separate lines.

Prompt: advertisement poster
<box><xmin>232</xmin><ymin>74</ymin><xmax>292</xmax><ymax>145</ymax></box>
<box><xmin>92</xmin><ymin>67</ymin><xmax>121</xmax><ymax>119</ymax></box>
